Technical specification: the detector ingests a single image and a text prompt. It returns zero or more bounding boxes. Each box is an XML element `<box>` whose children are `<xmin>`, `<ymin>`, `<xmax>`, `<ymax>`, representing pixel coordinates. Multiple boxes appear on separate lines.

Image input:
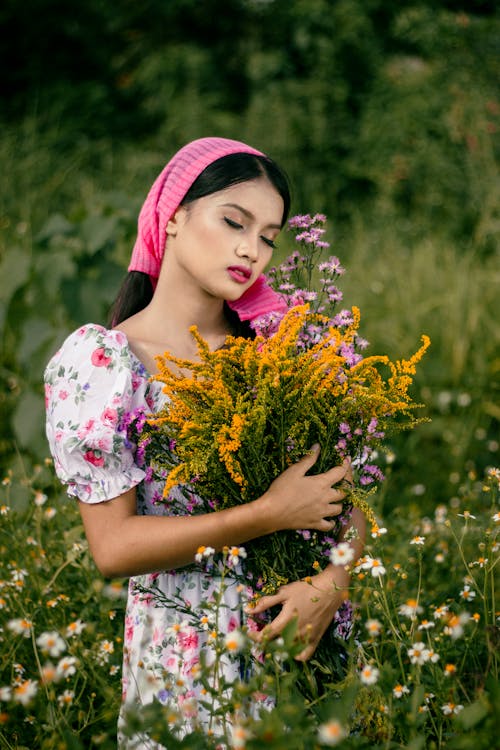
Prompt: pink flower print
<box><xmin>100</xmin><ymin>407</ymin><xmax>118</xmax><ymax>426</ymax></box>
<box><xmin>165</xmin><ymin>655</ymin><xmax>180</xmax><ymax>672</ymax></box>
<box><xmin>183</xmin><ymin>655</ymin><xmax>200</xmax><ymax>677</ymax></box>
<box><xmin>227</xmin><ymin>616</ymin><xmax>239</xmax><ymax>632</ymax></box>
<box><xmin>177</xmin><ymin>628</ymin><xmax>199</xmax><ymax>652</ymax></box>
<box><xmin>54</xmin><ymin>430</ymin><xmax>63</xmax><ymax>442</ymax></box>
<box><xmin>44</xmin><ymin>383</ymin><xmax>52</xmax><ymax>407</ymax></box>
<box><xmin>131</xmin><ymin>373</ymin><xmax>142</xmax><ymax>392</ymax></box>
<box><xmin>91</xmin><ymin>348</ymin><xmax>112</xmax><ymax>367</ymax></box>
<box><xmin>83</xmin><ymin>450</ymin><xmax>104</xmax><ymax>467</ymax></box>
<box><xmin>246</xmin><ymin>616</ymin><xmax>264</xmax><ymax>634</ymax></box>
<box><xmin>58</xmin><ymin>390</ymin><xmax>69</xmax><ymax>400</ymax></box>
<box><xmin>77</xmin><ymin>419</ymin><xmax>96</xmax><ymax>439</ymax></box>
<box><xmin>180</xmin><ymin>656</ymin><xmax>194</xmax><ymax>677</ymax></box>
<box><xmin>152</xmin><ymin>626</ymin><xmax>163</xmax><ymax>646</ymax></box>
<box><xmin>141</xmin><ymin>593</ymin><xmax>154</xmax><ymax>607</ymax></box>
<box><xmin>124</xmin><ymin>618</ymin><xmax>134</xmax><ymax>644</ymax></box>
<box><xmin>178</xmin><ymin>691</ymin><xmax>198</xmax><ymax>718</ymax></box>
<box><xmin>97</xmin><ymin>437</ymin><xmax>112</xmax><ymax>452</ymax></box>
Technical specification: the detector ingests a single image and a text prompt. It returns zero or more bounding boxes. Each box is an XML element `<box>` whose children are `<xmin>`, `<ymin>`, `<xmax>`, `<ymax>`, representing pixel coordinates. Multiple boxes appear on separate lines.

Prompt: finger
<box><xmin>259</xmin><ymin>608</ymin><xmax>296</xmax><ymax>642</ymax></box>
<box><xmin>326</xmin><ymin>502</ymin><xmax>343</xmax><ymax>517</ymax></box>
<box><xmin>328</xmin><ymin>487</ymin><xmax>346</xmax><ymax>502</ymax></box>
<box><xmin>343</xmin><ymin>458</ymin><xmax>353</xmax><ymax>484</ymax></box>
<box><xmin>295</xmin><ymin>642</ymin><xmax>317</xmax><ymax>662</ymax></box>
<box><xmin>316</xmin><ymin>517</ymin><xmax>338</xmax><ymax>532</ymax></box>
<box><xmin>323</xmin><ymin>462</ymin><xmax>349</xmax><ymax>484</ymax></box>
<box><xmin>246</xmin><ymin>592</ymin><xmax>284</xmax><ymax>614</ymax></box>
<box><xmin>292</xmin><ymin>444</ymin><xmax>320</xmax><ymax>475</ymax></box>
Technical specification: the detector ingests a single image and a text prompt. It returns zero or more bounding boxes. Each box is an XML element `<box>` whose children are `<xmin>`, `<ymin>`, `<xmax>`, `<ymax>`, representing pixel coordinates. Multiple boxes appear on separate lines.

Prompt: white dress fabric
<box><xmin>44</xmin><ymin>325</ymin><xmax>251</xmax><ymax>748</ymax></box>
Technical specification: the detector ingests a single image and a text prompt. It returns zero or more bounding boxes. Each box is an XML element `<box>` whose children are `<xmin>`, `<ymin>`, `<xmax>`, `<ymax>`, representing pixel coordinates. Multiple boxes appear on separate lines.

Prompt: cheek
<box><xmin>258</xmin><ymin>248</ymin><xmax>274</xmax><ymax>271</ymax></box>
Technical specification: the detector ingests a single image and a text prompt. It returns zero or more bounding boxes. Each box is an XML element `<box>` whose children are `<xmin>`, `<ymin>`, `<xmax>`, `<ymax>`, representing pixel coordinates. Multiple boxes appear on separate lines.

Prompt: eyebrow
<box><xmin>220</xmin><ymin>202</ymin><xmax>281</xmax><ymax>230</ymax></box>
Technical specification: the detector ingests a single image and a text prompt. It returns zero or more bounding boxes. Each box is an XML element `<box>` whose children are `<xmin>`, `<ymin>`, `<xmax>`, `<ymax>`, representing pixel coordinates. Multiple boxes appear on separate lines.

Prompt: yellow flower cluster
<box><xmin>146</xmin><ymin>305</ymin><xmax>429</xmax><ymax>516</ymax></box>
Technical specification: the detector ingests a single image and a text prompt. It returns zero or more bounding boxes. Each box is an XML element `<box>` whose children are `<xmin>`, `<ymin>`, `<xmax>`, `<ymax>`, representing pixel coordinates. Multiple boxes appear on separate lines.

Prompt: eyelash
<box><xmin>224</xmin><ymin>217</ymin><xmax>277</xmax><ymax>250</ymax></box>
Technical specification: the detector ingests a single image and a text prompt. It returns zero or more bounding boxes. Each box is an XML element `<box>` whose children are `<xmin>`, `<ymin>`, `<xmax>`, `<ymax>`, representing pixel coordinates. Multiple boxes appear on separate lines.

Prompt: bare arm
<box><xmin>79</xmin><ymin>446</ymin><xmax>350</xmax><ymax>578</ymax></box>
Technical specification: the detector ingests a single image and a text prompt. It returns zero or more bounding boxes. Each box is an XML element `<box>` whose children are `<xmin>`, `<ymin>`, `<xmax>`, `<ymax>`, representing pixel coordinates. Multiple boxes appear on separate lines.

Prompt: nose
<box><xmin>235</xmin><ymin>236</ymin><xmax>259</xmax><ymax>262</ymax></box>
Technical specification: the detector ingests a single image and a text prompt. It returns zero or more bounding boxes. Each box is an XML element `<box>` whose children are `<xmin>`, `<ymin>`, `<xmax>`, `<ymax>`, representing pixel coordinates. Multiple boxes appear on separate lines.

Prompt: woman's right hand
<box><xmin>259</xmin><ymin>445</ymin><xmax>350</xmax><ymax>533</ymax></box>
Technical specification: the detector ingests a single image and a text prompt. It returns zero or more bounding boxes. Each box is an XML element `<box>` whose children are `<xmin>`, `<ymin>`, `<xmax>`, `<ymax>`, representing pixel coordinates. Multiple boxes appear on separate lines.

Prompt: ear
<box><xmin>166</xmin><ymin>206</ymin><xmax>188</xmax><ymax>237</ymax></box>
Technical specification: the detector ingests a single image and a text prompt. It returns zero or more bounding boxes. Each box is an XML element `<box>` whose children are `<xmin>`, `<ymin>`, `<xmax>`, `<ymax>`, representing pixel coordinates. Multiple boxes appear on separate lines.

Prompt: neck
<box><xmin>153</xmin><ymin>270</ymin><xmax>229</xmax><ymax>335</ymax></box>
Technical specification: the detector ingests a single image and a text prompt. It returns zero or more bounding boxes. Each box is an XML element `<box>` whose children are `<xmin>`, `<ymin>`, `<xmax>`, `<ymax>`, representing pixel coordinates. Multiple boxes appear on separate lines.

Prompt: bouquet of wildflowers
<box><xmin>135</xmin><ymin>214</ymin><xmax>430</xmax><ymax>596</ymax></box>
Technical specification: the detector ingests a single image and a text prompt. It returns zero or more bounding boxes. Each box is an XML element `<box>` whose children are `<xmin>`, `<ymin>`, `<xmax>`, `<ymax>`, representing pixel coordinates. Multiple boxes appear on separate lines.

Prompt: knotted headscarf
<box><xmin>128</xmin><ymin>137</ymin><xmax>288</xmax><ymax>322</ymax></box>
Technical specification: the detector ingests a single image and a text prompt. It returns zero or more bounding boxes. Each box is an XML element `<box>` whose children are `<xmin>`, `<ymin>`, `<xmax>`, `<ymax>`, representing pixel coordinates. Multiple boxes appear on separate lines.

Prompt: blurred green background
<box><xmin>0</xmin><ymin>0</ymin><xmax>498</xmax><ymax>514</ymax></box>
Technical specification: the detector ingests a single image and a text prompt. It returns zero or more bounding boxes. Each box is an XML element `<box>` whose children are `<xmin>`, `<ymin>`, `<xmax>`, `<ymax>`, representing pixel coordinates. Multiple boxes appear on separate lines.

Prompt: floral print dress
<box><xmin>44</xmin><ymin>324</ymin><xmax>250</xmax><ymax>748</ymax></box>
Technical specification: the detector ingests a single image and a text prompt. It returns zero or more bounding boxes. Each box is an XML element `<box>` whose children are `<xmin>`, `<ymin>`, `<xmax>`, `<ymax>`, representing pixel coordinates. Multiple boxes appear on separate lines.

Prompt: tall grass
<box><xmin>1</xmin><ymin>119</ymin><xmax>497</xmax><ymax>504</ymax></box>
<box><xmin>0</xmin><ymin>462</ymin><xmax>498</xmax><ymax>748</ymax></box>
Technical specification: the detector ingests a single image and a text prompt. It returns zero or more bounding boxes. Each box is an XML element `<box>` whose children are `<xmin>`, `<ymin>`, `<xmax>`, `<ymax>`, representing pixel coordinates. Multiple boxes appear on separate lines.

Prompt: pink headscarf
<box><xmin>128</xmin><ymin>137</ymin><xmax>288</xmax><ymax>322</ymax></box>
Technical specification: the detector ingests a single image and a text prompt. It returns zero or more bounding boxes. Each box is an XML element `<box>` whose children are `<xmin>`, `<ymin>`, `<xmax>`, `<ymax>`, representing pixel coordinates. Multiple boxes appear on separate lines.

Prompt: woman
<box><xmin>44</xmin><ymin>137</ymin><xmax>365</xmax><ymax>746</ymax></box>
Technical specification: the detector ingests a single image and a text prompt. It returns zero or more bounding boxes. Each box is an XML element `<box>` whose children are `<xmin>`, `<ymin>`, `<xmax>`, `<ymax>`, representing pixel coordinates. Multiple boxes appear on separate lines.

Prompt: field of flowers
<box><xmin>0</xmin><ymin>457</ymin><xmax>497</xmax><ymax>748</ymax></box>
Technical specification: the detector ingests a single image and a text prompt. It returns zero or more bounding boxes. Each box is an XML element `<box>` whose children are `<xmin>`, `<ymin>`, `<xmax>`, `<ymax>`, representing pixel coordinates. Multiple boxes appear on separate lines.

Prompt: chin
<box><xmin>222</xmin><ymin>286</ymin><xmax>251</xmax><ymax>303</ymax></box>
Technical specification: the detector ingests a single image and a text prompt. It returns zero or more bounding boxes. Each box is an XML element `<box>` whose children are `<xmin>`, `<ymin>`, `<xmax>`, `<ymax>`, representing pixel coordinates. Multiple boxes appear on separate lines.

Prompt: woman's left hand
<box><xmin>247</xmin><ymin>567</ymin><xmax>349</xmax><ymax>661</ymax></box>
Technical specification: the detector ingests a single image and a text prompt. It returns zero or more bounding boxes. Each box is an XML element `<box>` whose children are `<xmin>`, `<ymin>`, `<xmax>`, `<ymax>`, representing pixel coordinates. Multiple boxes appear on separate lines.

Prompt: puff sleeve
<box><xmin>44</xmin><ymin>325</ymin><xmax>152</xmax><ymax>503</ymax></box>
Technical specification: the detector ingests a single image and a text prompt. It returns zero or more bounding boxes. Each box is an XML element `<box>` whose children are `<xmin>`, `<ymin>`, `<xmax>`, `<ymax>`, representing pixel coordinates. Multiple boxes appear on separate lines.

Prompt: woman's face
<box><xmin>163</xmin><ymin>177</ymin><xmax>284</xmax><ymax>302</ymax></box>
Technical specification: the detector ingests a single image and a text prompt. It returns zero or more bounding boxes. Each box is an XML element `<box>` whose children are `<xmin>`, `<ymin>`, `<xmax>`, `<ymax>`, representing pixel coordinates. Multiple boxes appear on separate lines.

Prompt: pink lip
<box><xmin>227</xmin><ymin>265</ymin><xmax>252</xmax><ymax>283</ymax></box>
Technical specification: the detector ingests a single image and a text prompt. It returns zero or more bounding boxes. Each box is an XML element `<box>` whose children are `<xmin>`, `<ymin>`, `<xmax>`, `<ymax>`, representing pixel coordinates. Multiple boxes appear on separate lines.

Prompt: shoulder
<box><xmin>44</xmin><ymin>324</ymin><xmax>144</xmax><ymax>382</ymax></box>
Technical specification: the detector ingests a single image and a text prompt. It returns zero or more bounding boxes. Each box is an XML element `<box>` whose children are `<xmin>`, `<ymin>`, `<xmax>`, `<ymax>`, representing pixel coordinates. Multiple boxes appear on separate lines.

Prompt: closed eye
<box><xmin>261</xmin><ymin>236</ymin><xmax>277</xmax><ymax>250</ymax></box>
<box><xmin>224</xmin><ymin>217</ymin><xmax>243</xmax><ymax>230</ymax></box>
<box><xmin>224</xmin><ymin>216</ymin><xmax>277</xmax><ymax>250</ymax></box>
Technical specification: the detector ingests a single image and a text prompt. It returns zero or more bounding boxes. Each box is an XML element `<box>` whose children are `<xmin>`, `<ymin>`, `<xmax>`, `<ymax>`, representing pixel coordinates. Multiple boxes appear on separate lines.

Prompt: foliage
<box><xmin>0</xmin><ymin>463</ymin><xmax>497</xmax><ymax>748</ymax></box>
<box><xmin>0</xmin><ymin>119</ymin><xmax>497</xmax><ymax>513</ymax></box>
<box><xmin>0</xmin><ymin>463</ymin><xmax>125</xmax><ymax>748</ymax></box>
<box><xmin>1</xmin><ymin>1</ymin><xmax>498</xmax><ymax>495</ymax></box>
<box><xmin>139</xmin><ymin>300</ymin><xmax>428</xmax><ymax>576</ymax></box>
<box><xmin>1</xmin><ymin>1</ymin><xmax>498</xmax><ymax>240</ymax></box>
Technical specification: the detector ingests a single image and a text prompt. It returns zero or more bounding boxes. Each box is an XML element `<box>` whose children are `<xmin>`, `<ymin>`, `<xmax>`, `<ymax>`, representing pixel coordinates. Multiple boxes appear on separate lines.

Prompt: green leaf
<box><xmin>405</xmin><ymin>737</ymin><xmax>426</xmax><ymax>750</ymax></box>
<box><xmin>455</xmin><ymin>696</ymin><xmax>489</xmax><ymax>730</ymax></box>
<box><xmin>36</xmin><ymin>213</ymin><xmax>74</xmax><ymax>243</ymax></box>
<box><xmin>81</xmin><ymin>214</ymin><xmax>118</xmax><ymax>255</ymax></box>
<box><xmin>0</xmin><ymin>246</ymin><xmax>31</xmax><ymax>305</ymax></box>
<box><xmin>11</xmin><ymin>388</ymin><xmax>46</xmax><ymax>453</ymax></box>
<box><xmin>17</xmin><ymin>317</ymin><xmax>55</xmax><ymax>365</ymax></box>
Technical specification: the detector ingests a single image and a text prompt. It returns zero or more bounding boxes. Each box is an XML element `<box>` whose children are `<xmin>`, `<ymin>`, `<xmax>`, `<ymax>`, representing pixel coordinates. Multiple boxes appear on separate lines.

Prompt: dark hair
<box><xmin>109</xmin><ymin>152</ymin><xmax>290</xmax><ymax>331</ymax></box>
<box><xmin>180</xmin><ymin>152</ymin><xmax>290</xmax><ymax>226</ymax></box>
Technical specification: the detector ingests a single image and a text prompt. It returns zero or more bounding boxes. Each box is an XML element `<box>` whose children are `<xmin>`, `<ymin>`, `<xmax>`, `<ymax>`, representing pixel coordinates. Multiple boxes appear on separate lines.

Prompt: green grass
<box><xmin>0</xmin><ymin>114</ymin><xmax>498</xmax><ymax>747</ymax></box>
<box><xmin>0</xmin><ymin>462</ymin><xmax>498</xmax><ymax>748</ymax></box>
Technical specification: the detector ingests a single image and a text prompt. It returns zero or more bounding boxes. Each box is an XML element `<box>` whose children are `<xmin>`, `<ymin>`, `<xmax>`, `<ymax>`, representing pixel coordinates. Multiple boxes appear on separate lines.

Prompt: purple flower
<box><xmin>325</xmin><ymin>286</ymin><xmax>343</xmax><ymax>303</ymax></box>
<box><xmin>318</xmin><ymin>256</ymin><xmax>345</xmax><ymax>275</ymax></box>
<box><xmin>339</xmin><ymin>342</ymin><xmax>363</xmax><ymax>367</ymax></box>
<box><xmin>288</xmin><ymin>214</ymin><xmax>313</xmax><ymax>229</ymax></box>
<box><xmin>332</xmin><ymin>309</ymin><xmax>354</xmax><ymax>327</ymax></box>
<box><xmin>250</xmin><ymin>311</ymin><xmax>285</xmax><ymax>338</ymax></box>
<box><xmin>360</xmin><ymin>464</ymin><xmax>385</xmax><ymax>485</ymax></box>
<box><xmin>355</xmin><ymin>336</ymin><xmax>369</xmax><ymax>350</ymax></box>
<box><xmin>297</xmin><ymin>529</ymin><xmax>312</xmax><ymax>540</ymax></box>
